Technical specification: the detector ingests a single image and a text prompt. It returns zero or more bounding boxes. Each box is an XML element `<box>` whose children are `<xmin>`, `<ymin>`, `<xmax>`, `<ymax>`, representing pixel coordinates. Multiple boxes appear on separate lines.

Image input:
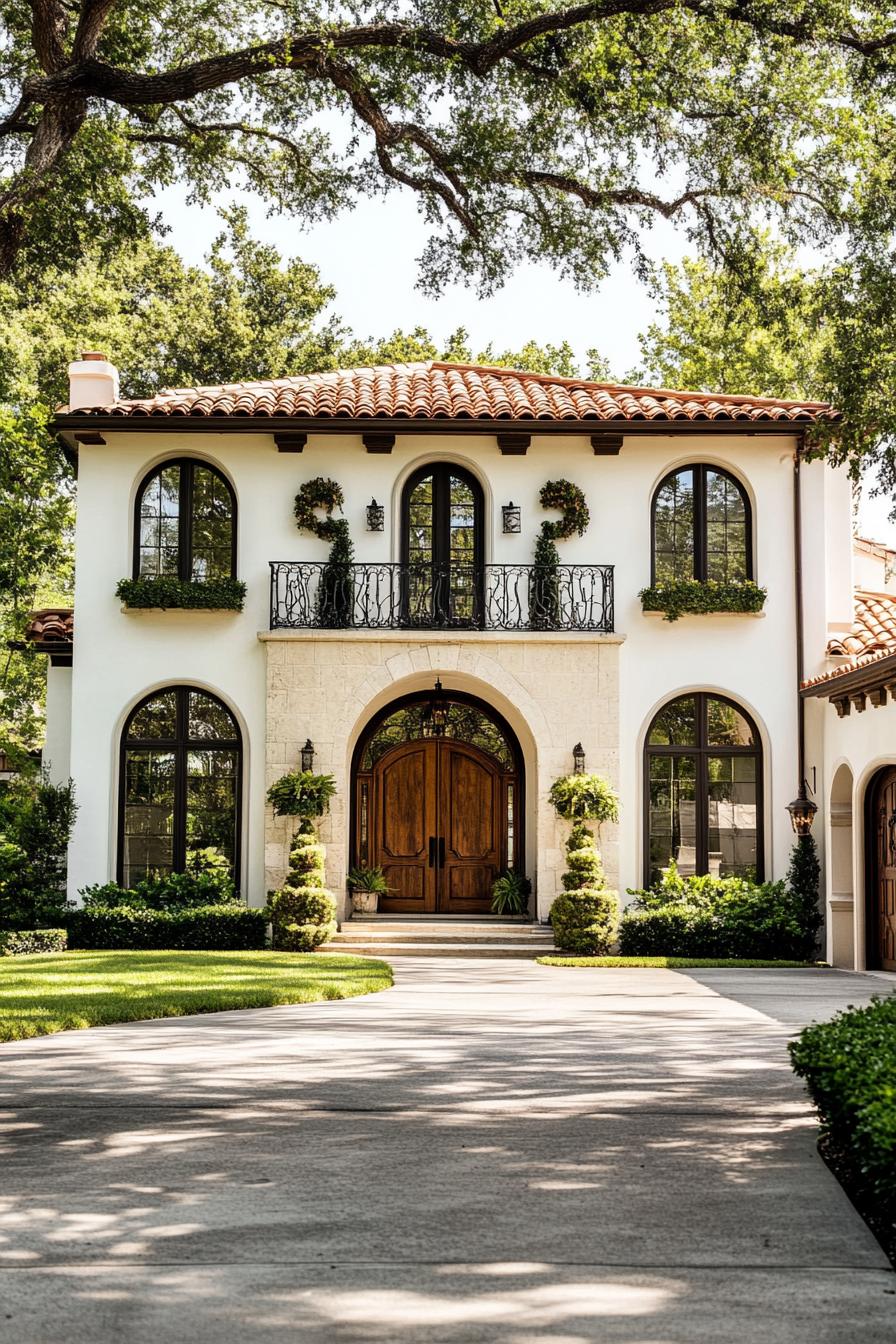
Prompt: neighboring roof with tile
<box><xmin>802</xmin><ymin>590</ymin><xmax>896</xmax><ymax>692</ymax></box>
<box><xmin>25</xmin><ymin>608</ymin><xmax>74</xmax><ymax>655</ymax></box>
<box><xmin>58</xmin><ymin>362</ymin><xmax>837</xmax><ymax>425</ymax></box>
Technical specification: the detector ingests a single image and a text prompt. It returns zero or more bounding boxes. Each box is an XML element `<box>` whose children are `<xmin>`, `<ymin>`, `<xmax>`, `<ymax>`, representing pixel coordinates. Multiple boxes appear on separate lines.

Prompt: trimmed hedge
<box><xmin>67</xmin><ymin>905</ymin><xmax>266</xmax><ymax>950</ymax></box>
<box><xmin>0</xmin><ymin>928</ymin><xmax>67</xmax><ymax>956</ymax></box>
<box><xmin>116</xmin><ymin>575</ymin><xmax>247</xmax><ymax>611</ymax></box>
<box><xmin>790</xmin><ymin>996</ymin><xmax>896</xmax><ymax>1255</ymax></box>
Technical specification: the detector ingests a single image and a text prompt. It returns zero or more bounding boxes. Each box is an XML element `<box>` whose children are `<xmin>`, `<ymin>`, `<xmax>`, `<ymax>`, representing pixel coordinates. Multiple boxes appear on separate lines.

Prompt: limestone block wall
<box><xmin>261</xmin><ymin>629</ymin><xmax>623</xmax><ymax>920</ymax></box>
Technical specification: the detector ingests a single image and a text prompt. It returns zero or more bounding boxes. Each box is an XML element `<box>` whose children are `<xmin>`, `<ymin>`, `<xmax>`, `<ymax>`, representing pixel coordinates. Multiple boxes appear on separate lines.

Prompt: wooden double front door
<box><xmin>871</xmin><ymin>767</ymin><xmax>896</xmax><ymax>971</ymax></box>
<box><xmin>370</xmin><ymin>737</ymin><xmax>508</xmax><ymax>914</ymax></box>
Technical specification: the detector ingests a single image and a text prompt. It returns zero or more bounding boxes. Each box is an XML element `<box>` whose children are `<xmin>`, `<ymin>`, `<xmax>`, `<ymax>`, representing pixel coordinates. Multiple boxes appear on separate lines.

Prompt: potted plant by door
<box><xmin>346</xmin><ymin>866</ymin><xmax>389</xmax><ymax>915</ymax></box>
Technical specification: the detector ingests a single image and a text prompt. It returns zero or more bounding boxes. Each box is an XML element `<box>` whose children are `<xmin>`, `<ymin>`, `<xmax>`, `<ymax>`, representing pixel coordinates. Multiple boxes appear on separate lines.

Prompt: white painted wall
<box><xmin>65</xmin><ymin>425</ymin><xmax>825</xmax><ymax>904</ymax></box>
<box><xmin>42</xmin><ymin>665</ymin><xmax>72</xmax><ymax>784</ymax></box>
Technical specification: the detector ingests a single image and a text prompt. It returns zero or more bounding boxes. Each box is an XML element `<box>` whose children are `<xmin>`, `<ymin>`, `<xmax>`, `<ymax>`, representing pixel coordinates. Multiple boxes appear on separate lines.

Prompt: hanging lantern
<box><xmin>301</xmin><ymin>738</ymin><xmax>315</xmax><ymax>771</ymax></box>
<box><xmin>502</xmin><ymin>501</ymin><xmax>521</xmax><ymax>534</ymax></box>
<box><xmin>366</xmin><ymin>498</ymin><xmax>385</xmax><ymax>531</ymax></box>
<box><xmin>424</xmin><ymin>679</ymin><xmax>449</xmax><ymax>737</ymax></box>
<box><xmin>572</xmin><ymin>742</ymin><xmax>586</xmax><ymax>774</ymax></box>
<box><xmin>786</xmin><ymin>782</ymin><xmax>817</xmax><ymax>834</ymax></box>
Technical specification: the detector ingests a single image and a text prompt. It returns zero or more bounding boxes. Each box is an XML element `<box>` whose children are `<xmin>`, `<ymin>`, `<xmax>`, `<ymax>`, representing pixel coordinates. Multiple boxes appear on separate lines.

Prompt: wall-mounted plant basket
<box><xmin>639</xmin><ymin>579</ymin><xmax>767</xmax><ymax>623</ymax></box>
<box><xmin>117</xmin><ymin>576</ymin><xmax>247</xmax><ymax>611</ymax></box>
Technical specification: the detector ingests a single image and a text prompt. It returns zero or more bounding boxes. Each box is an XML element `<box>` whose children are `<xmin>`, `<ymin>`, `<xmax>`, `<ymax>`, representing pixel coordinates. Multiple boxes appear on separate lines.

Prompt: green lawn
<box><xmin>537</xmin><ymin>956</ymin><xmax>824</xmax><ymax>969</ymax></box>
<box><xmin>0</xmin><ymin>950</ymin><xmax>393</xmax><ymax>1042</ymax></box>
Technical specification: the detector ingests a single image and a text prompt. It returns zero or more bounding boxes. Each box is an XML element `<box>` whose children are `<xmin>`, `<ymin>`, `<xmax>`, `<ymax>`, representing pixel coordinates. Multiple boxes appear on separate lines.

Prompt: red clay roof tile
<box><xmin>801</xmin><ymin>590</ymin><xmax>896</xmax><ymax>690</ymax></box>
<box><xmin>25</xmin><ymin>608</ymin><xmax>73</xmax><ymax>654</ymax></box>
<box><xmin>62</xmin><ymin>361</ymin><xmax>837</xmax><ymax>425</ymax></box>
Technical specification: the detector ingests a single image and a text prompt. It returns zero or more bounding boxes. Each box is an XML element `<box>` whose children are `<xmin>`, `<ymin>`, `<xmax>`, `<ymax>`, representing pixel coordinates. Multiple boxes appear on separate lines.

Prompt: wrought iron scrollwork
<box><xmin>270</xmin><ymin>561</ymin><xmax>614</xmax><ymax>633</ymax></box>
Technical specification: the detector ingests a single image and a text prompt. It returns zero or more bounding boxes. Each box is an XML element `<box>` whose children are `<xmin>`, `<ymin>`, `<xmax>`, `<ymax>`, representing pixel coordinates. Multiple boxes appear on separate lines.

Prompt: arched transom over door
<box><xmin>354</xmin><ymin>693</ymin><xmax>521</xmax><ymax>914</ymax></box>
<box><xmin>870</xmin><ymin>768</ymin><xmax>896</xmax><ymax>971</ymax></box>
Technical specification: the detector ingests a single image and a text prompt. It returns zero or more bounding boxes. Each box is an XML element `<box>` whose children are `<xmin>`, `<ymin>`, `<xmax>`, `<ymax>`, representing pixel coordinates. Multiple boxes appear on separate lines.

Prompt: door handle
<box><xmin>428</xmin><ymin>836</ymin><xmax>436</xmax><ymax>867</ymax></box>
<box><xmin>438</xmin><ymin>837</ymin><xmax>445</xmax><ymax>868</ymax></box>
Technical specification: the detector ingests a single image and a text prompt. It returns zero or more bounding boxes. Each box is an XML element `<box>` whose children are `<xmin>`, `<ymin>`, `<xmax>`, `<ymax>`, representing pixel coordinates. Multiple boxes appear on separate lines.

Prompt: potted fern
<box><xmin>346</xmin><ymin>865</ymin><xmax>389</xmax><ymax>915</ymax></box>
<box><xmin>490</xmin><ymin>870</ymin><xmax>532</xmax><ymax>917</ymax></box>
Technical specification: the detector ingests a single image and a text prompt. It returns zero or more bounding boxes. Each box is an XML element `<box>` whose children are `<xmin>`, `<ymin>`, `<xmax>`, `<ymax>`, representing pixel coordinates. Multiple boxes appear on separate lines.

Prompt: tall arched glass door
<box><xmin>402</xmin><ymin>464</ymin><xmax>484</xmax><ymax>628</ymax></box>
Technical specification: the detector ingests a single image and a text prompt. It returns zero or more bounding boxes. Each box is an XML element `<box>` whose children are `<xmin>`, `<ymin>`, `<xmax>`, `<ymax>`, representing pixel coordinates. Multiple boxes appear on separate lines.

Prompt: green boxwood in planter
<box><xmin>549</xmin><ymin>772</ymin><xmax>619</xmax><ymax>825</ymax></box>
<box><xmin>267</xmin><ymin>771</ymin><xmax>336</xmax><ymax>818</ymax></box>
<box><xmin>639</xmin><ymin>579</ymin><xmax>767</xmax><ymax>622</ymax></box>
<box><xmin>116</xmin><ymin>575</ymin><xmax>247</xmax><ymax>611</ymax></box>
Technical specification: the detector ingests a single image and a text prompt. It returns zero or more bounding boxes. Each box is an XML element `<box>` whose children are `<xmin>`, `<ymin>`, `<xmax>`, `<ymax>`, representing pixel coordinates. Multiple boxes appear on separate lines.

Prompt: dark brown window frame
<box><xmin>117</xmin><ymin>685</ymin><xmax>243</xmax><ymax>887</ymax></box>
<box><xmin>133</xmin><ymin>458</ymin><xmax>238</xmax><ymax>582</ymax></box>
<box><xmin>643</xmin><ymin>691</ymin><xmax>764</xmax><ymax>884</ymax></box>
<box><xmin>400</xmin><ymin>462</ymin><xmax>485</xmax><ymax>627</ymax></box>
<box><xmin>650</xmin><ymin>464</ymin><xmax>753</xmax><ymax>584</ymax></box>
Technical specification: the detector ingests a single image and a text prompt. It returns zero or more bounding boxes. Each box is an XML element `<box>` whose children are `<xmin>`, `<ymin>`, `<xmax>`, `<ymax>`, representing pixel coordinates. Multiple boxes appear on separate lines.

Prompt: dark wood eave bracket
<box><xmin>800</xmin><ymin>650</ymin><xmax>896</xmax><ymax>715</ymax></box>
<box><xmin>52</xmin><ymin>413</ymin><xmax>817</xmax><ymax>459</ymax></box>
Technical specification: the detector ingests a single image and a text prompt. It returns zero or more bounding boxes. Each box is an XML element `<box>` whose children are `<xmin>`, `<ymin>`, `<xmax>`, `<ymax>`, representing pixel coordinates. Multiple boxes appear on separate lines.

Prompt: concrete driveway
<box><xmin>0</xmin><ymin>962</ymin><xmax>893</xmax><ymax>1343</ymax></box>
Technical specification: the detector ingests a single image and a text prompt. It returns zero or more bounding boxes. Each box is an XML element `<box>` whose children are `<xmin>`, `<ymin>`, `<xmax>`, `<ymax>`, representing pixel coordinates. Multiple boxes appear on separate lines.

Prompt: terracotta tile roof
<box><xmin>62</xmin><ymin>361</ymin><xmax>837</xmax><ymax>425</ymax></box>
<box><xmin>25</xmin><ymin>608</ymin><xmax>74</xmax><ymax>655</ymax></box>
<box><xmin>802</xmin><ymin>590</ymin><xmax>896</xmax><ymax>690</ymax></box>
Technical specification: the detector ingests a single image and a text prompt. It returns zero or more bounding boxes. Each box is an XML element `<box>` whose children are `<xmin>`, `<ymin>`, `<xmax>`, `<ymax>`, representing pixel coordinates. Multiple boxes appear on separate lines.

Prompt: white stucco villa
<box><xmin>27</xmin><ymin>353</ymin><xmax>896</xmax><ymax>971</ymax></box>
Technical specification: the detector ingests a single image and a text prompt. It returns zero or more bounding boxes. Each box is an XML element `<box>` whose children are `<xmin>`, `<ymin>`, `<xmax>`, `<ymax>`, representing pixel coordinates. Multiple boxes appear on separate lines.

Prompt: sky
<box><xmin>157</xmin><ymin>184</ymin><xmax>896</xmax><ymax>547</ymax></box>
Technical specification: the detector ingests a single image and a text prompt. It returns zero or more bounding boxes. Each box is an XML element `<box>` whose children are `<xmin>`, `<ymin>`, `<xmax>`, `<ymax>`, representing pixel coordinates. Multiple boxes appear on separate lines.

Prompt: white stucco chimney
<box><xmin>67</xmin><ymin>351</ymin><xmax>119</xmax><ymax>410</ymax></box>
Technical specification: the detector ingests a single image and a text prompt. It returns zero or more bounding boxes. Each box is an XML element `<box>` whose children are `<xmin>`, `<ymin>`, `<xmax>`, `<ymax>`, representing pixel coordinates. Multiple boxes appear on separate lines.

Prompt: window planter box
<box><xmin>116</xmin><ymin>576</ymin><xmax>247</xmax><ymax>612</ymax></box>
<box><xmin>639</xmin><ymin>580</ymin><xmax>767</xmax><ymax>623</ymax></box>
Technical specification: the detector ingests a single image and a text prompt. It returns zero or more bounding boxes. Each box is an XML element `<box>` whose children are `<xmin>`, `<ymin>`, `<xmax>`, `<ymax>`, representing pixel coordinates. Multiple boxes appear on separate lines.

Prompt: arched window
<box><xmin>644</xmin><ymin>693</ymin><xmax>762</xmax><ymax>885</ymax></box>
<box><xmin>118</xmin><ymin>687</ymin><xmax>242</xmax><ymax>887</ymax></box>
<box><xmin>401</xmin><ymin>464</ymin><xmax>484</xmax><ymax>627</ymax></box>
<box><xmin>134</xmin><ymin>459</ymin><xmax>236</xmax><ymax>581</ymax></box>
<box><xmin>652</xmin><ymin>465</ymin><xmax>751</xmax><ymax>584</ymax></box>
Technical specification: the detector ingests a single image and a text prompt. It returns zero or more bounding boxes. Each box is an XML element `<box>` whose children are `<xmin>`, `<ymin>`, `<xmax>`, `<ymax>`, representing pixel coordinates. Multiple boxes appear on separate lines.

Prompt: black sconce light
<box><xmin>786</xmin><ymin>780</ymin><xmax>818</xmax><ymax>835</ymax></box>
<box><xmin>301</xmin><ymin>738</ymin><xmax>315</xmax><ymax>771</ymax></box>
<box><xmin>502</xmin><ymin>501</ymin><xmax>521</xmax><ymax>534</ymax></box>
<box><xmin>572</xmin><ymin>742</ymin><xmax>586</xmax><ymax>774</ymax></box>
<box><xmin>366</xmin><ymin>498</ymin><xmax>385</xmax><ymax>531</ymax></box>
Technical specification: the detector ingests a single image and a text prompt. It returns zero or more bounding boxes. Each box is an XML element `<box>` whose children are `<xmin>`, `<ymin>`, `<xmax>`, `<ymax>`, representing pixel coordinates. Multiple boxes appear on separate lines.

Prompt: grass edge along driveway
<box><xmin>537</xmin><ymin>956</ymin><xmax>823</xmax><ymax>968</ymax></box>
<box><xmin>0</xmin><ymin>950</ymin><xmax>393</xmax><ymax>1043</ymax></box>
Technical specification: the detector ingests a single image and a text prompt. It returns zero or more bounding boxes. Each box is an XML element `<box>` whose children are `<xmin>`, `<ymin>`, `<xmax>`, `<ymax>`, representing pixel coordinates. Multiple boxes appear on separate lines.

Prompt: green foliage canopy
<box><xmin>2</xmin><ymin>1</ymin><xmax>896</xmax><ymax>291</ymax></box>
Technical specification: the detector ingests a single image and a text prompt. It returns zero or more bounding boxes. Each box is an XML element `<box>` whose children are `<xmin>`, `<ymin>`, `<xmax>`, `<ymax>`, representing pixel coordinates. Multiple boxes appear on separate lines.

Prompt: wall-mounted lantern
<box><xmin>786</xmin><ymin>782</ymin><xmax>818</xmax><ymax>834</ymax></box>
<box><xmin>502</xmin><ymin>501</ymin><xmax>521</xmax><ymax>534</ymax></box>
<box><xmin>301</xmin><ymin>738</ymin><xmax>315</xmax><ymax>771</ymax></box>
<box><xmin>366</xmin><ymin>498</ymin><xmax>385</xmax><ymax>532</ymax></box>
<box><xmin>572</xmin><ymin>742</ymin><xmax>586</xmax><ymax>774</ymax></box>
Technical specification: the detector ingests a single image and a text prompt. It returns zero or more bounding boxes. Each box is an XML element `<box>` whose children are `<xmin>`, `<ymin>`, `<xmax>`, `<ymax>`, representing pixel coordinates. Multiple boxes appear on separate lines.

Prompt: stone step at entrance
<box><xmin>323</xmin><ymin>918</ymin><xmax>556</xmax><ymax>959</ymax></box>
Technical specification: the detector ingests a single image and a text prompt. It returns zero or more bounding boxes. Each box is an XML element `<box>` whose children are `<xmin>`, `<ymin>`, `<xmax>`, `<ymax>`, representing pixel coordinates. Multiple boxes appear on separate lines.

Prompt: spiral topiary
<box><xmin>550</xmin><ymin>821</ymin><xmax>618</xmax><ymax>955</ymax></box>
<box><xmin>530</xmin><ymin>479</ymin><xmax>589</xmax><ymax>629</ymax></box>
<box><xmin>268</xmin><ymin>812</ymin><xmax>337</xmax><ymax>951</ymax></box>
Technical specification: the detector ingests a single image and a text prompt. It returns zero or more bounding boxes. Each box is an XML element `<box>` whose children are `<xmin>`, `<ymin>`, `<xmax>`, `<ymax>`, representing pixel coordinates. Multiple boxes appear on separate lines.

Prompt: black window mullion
<box><xmin>696</xmin><ymin>694</ymin><xmax>708</xmax><ymax>876</ymax></box>
<box><xmin>172</xmin><ymin>687</ymin><xmax>188</xmax><ymax>870</ymax></box>
<box><xmin>694</xmin><ymin>465</ymin><xmax>707</xmax><ymax>581</ymax></box>
<box><xmin>179</xmin><ymin>461</ymin><xmax>194</xmax><ymax>582</ymax></box>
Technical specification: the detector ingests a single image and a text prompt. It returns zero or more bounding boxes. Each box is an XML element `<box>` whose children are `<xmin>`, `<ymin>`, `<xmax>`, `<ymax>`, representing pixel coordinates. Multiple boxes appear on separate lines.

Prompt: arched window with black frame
<box><xmin>401</xmin><ymin>463</ymin><xmax>484</xmax><ymax>627</ymax></box>
<box><xmin>651</xmin><ymin>464</ymin><xmax>751</xmax><ymax>584</ymax></box>
<box><xmin>644</xmin><ymin>693</ymin><xmax>762</xmax><ymax>885</ymax></box>
<box><xmin>118</xmin><ymin>686</ymin><xmax>242</xmax><ymax>887</ymax></box>
<box><xmin>134</xmin><ymin>459</ymin><xmax>236</xmax><ymax>581</ymax></box>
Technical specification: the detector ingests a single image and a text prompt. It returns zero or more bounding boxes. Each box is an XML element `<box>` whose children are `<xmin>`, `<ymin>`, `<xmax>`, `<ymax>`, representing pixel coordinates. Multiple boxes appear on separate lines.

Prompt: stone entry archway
<box><xmin>352</xmin><ymin>689</ymin><xmax>523</xmax><ymax>915</ymax></box>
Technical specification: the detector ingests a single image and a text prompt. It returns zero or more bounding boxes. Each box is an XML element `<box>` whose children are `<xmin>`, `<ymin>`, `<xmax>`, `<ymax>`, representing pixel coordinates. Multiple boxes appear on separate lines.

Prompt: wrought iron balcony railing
<box><xmin>269</xmin><ymin>561</ymin><xmax>614</xmax><ymax>633</ymax></box>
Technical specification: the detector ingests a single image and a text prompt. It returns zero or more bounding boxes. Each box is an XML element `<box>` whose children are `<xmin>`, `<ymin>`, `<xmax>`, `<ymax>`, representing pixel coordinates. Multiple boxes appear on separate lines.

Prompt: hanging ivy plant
<box><xmin>294</xmin><ymin>477</ymin><xmax>355</xmax><ymax>627</ymax></box>
<box><xmin>530</xmin><ymin>479</ymin><xmax>589</xmax><ymax>630</ymax></box>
